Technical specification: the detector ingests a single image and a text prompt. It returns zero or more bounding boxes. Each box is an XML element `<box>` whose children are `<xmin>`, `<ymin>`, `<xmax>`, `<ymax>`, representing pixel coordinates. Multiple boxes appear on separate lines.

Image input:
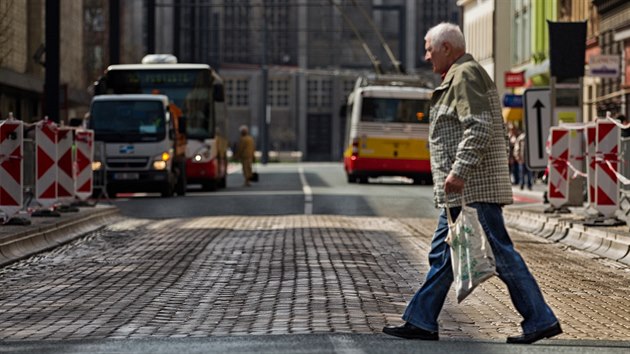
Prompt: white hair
<box><xmin>425</xmin><ymin>22</ymin><xmax>466</xmax><ymax>52</ymax></box>
<box><xmin>239</xmin><ymin>125</ymin><xmax>248</xmax><ymax>133</ymax></box>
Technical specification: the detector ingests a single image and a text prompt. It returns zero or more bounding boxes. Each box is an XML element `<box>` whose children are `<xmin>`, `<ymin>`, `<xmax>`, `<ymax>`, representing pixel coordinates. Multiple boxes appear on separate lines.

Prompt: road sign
<box><xmin>523</xmin><ymin>88</ymin><xmax>551</xmax><ymax>169</ymax></box>
<box><xmin>505</xmin><ymin>71</ymin><xmax>525</xmax><ymax>87</ymax></box>
<box><xmin>503</xmin><ymin>94</ymin><xmax>523</xmax><ymax>108</ymax></box>
<box><xmin>588</xmin><ymin>54</ymin><xmax>620</xmax><ymax>78</ymax></box>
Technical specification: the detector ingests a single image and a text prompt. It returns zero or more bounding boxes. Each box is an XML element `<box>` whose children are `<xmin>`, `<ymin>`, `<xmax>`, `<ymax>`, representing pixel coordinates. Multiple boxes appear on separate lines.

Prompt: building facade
<box><xmin>593</xmin><ymin>0</ymin><xmax>630</xmax><ymax>118</ymax></box>
<box><xmin>0</xmin><ymin>0</ymin><xmax>91</xmax><ymax>123</ymax></box>
<box><xmin>1</xmin><ymin>0</ymin><xmax>460</xmax><ymax>161</ymax></box>
<box><xmin>125</xmin><ymin>0</ymin><xmax>459</xmax><ymax>161</ymax></box>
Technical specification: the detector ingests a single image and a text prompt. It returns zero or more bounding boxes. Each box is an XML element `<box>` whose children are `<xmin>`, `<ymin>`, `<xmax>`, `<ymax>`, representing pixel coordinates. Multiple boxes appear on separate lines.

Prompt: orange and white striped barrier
<box><xmin>547</xmin><ymin>127</ymin><xmax>570</xmax><ymax>208</ymax></box>
<box><xmin>74</xmin><ymin>129</ymin><xmax>94</xmax><ymax>201</ymax></box>
<box><xmin>0</xmin><ymin>117</ymin><xmax>24</xmax><ymax>221</ymax></box>
<box><xmin>35</xmin><ymin>119</ymin><xmax>58</xmax><ymax>208</ymax></box>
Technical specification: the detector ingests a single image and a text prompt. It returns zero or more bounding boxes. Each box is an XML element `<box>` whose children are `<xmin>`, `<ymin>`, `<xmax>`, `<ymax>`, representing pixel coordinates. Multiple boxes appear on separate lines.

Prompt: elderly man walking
<box><xmin>382</xmin><ymin>23</ymin><xmax>561</xmax><ymax>344</ymax></box>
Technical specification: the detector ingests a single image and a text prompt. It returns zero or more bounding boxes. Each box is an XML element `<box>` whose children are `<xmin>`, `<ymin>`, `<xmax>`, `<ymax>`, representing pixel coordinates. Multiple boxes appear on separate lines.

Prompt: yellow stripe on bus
<box><xmin>352</xmin><ymin>137</ymin><xmax>430</xmax><ymax>159</ymax></box>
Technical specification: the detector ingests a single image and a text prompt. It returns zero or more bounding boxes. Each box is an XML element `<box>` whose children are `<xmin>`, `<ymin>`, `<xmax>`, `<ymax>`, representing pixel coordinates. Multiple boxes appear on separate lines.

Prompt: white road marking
<box><xmin>298</xmin><ymin>166</ymin><xmax>313</xmax><ymax>215</ymax></box>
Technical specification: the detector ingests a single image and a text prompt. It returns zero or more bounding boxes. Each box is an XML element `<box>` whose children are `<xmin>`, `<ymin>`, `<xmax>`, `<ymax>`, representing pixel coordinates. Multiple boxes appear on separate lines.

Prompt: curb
<box><xmin>0</xmin><ymin>206</ymin><xmax>120</xmax><ymax>267</ymax></box>
<box><xmin>504</xmin><ymin>208</ymin><xmax>630</xmax><ymax>266</ymax></box>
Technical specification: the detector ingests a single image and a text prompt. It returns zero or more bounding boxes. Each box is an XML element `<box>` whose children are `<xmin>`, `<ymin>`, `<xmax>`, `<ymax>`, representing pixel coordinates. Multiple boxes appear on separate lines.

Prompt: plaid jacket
<box><xmin>429</xmin><ymin>54</ymin><xmax>513</xmax><ymax>207</ymax></box>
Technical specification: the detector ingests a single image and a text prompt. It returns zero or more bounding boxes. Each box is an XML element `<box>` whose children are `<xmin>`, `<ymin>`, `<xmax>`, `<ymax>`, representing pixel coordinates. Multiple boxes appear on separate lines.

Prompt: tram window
<box><xmin>361</xmin><ymin>97</ymin><xmax>430</xmax><ymax>124</ymax></box>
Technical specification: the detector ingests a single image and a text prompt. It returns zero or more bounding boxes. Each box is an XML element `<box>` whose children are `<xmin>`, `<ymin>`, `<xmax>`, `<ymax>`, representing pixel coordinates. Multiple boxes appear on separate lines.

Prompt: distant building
<box><xmin>0</xmin><ymin>2</ymin><xmax>90</xmax><ymax>122</ymax></box>
<box><xmin>0</xmin><ymin>1</ymin><xmax>459</xmax><ymax>160</ymax></box>
<box><xmin>116</xmin><ymin>0</ymin><xmax>459</xmax><ymax>161</ymax></box>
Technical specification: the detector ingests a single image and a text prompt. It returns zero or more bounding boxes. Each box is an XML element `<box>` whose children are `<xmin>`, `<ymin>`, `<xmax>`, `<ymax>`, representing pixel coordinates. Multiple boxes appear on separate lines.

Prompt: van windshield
<box><xmin>90</xmin><ymin>100</ymin><xmax>166</xmax><ymax>142</ymax></box>
<box><xmin>360</xmin><ymin>97</ymin><xmax>430</xmax><ymax>124</ymax></box>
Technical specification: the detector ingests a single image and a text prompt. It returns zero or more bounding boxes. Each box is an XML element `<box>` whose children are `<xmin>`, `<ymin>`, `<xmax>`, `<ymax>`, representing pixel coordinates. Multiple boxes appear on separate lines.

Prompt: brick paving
<box><xmin>0</xmin><ymin>215</ymin><xmax>629</xmax><ymax>342</ymax></box>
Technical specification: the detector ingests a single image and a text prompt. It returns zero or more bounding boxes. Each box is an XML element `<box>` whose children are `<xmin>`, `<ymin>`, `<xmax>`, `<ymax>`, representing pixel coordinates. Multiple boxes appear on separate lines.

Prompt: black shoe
<box><xmin>382</xmin><ymin>322</ymin><xmax>439</xmax><ymax>340</ymax></box>
<box><xmin>507</xmin><ymin>322</ymin><xmax>562</xmax><ymax>344</ymax></box>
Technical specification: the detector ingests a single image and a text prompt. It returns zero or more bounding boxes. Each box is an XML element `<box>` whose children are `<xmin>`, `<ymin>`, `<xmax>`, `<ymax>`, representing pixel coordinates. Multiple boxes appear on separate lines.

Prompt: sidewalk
<box><xmin>0</xmin><ymin>204</ymin><xmax>119</xmax><ymax>266</ymax></box>
<box><xmin>507</xmin><ymin>183</ymin><xmax>630</xmax><ymax>266</ymax></box>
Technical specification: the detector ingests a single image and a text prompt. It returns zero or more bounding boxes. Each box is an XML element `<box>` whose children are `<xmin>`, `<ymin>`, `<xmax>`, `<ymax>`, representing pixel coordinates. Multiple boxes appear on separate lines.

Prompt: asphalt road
<box><xmin>111</xmin><ymin>163</ymin><xmax>440</xmax><ymax>219</ymax></box>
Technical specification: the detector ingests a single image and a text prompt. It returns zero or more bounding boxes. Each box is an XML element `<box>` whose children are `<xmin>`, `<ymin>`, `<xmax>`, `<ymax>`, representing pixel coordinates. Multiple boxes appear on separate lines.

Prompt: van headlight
<box><xmin>92</xmin><ymin>160</ymin><xmax>102</xmax><ymax>171</ymax></box>
<box><xmin>152</xmin><ymin>151</ymin><xmax>171</xmax><ymax>170</ymax></box>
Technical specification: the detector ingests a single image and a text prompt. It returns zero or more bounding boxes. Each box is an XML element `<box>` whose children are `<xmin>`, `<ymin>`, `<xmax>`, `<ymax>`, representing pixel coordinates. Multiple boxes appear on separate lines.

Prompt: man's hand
<box><xmin>444</xmin><ymin>172</ymin><xmax>465</xmax><ymax>194</ymax></box>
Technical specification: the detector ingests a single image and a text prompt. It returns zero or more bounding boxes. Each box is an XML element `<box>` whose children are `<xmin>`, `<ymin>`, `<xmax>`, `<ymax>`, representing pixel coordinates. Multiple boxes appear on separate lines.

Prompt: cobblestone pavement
<box><xmin>0</xmin><ymin>215</ymin><xmax>629</xmax><ymax>342</ymax></box>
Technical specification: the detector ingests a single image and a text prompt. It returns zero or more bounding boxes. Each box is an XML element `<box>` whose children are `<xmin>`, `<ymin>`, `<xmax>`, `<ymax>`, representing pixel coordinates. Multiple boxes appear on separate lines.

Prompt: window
<box><xmin>226</xmin><ymin>79</ymin><xmax>249</xmax><ymax>107</ymax></box>
<box><xmin>307</xmin><ymin>80</ymin><xmax>319</xmax><ymax>108</ymax></box>
<box><xmin>512</xmin><ymin>0</ymin><xmax>531</xmax><ymax>65</ymax></box>
<box><xmin>307</xmin><ymin>78</ymin><xmax>332</xmax><ymax>109</ymax></box>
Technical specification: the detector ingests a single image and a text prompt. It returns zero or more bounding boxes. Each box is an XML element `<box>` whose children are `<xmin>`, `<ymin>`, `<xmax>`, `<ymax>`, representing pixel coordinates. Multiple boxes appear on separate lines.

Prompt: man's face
<box><xmin>424</xmin><ymin>38</ymin><xmax>449</xmax><ymax>75</ymax></box>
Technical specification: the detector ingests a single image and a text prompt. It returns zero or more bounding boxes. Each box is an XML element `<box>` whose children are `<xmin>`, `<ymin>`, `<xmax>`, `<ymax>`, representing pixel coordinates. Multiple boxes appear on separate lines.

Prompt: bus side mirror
<box><xmin>93</xmin><ymin>76</ymin><xmax>107</xmax><ymax>95</ymax></box>
<box><xmin>339</xmin><ymin>104</ymin><xmax>347</xmax><ymax>117</ymax></box>
<box><xmin>178</xmin><ymin>116</ymin><xmax>187</xmax><ymax>135</ymax></box>
<box><xmin>213</xmin><ymin>84</ymin><xmax>225</xmax><ymax>102</ymax></box>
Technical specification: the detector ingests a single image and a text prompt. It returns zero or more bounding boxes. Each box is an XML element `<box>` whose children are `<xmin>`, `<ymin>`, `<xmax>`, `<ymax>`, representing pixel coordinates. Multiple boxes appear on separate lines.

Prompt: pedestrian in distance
<box><xmin>507</xmin><ymin>123</ymin><xmax>520</xmax><ymax>185</ymax></box>
<box><xmin>514</xmin><ymin>131</ymin><xmax>533</xmax><ymax>190</ymax></box>
<box><xmin>617</xmin><ymin>114</ymin><xmax>630</xmax><ymax>138</ymax></box>
<box><xmin>236</xmin><ymin>125</ymin><xmax>256</xmax><ymax>187</ymax></box>
<box><xmin>382</xmin><ymin>22</ymin><xmax>562</xmax><ymax>344</ymax></box>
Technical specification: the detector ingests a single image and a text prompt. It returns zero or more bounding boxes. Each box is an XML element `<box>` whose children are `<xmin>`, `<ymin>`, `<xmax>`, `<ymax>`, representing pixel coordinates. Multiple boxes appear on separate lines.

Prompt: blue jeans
<box><xmin>402</xmin><ymin>203</ymin><xmax>558</xmax><ymax>334</ymax></box>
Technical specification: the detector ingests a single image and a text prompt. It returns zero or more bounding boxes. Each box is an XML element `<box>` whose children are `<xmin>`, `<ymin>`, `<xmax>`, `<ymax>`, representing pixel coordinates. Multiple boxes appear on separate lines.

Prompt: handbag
<box><xmin>250</xmin><ymin>171</ymin><xmax>259</xmax><ymax>182</ymax></box>
<box><xmin>445</xmin><ymin>200</ymin><xmax>497</xmax><ymax>303</ymax></box>
<box><xmin>250</xmin><ymin>156</ymin><xmax>259</xmax><ymax>182</ymax></box>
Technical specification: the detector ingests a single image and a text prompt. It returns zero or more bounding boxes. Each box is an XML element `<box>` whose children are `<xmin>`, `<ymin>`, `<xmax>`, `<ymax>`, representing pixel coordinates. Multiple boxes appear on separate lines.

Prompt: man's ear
<box><xmin>442</xmin><ymin>42</ymin><xmax>452</xmax><ymax>56</ymax></box>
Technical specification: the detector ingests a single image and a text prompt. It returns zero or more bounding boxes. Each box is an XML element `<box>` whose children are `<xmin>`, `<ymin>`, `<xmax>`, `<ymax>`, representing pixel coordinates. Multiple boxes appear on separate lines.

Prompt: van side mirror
<box><xmin>93</xmin><ymin>76</ymin><xmax>107</xmax><ymax>95</ymax></box>
<box><xmin>339</xmin><ymin>104</ymin><xmax>347</xmax><ymax>117</ymax></box>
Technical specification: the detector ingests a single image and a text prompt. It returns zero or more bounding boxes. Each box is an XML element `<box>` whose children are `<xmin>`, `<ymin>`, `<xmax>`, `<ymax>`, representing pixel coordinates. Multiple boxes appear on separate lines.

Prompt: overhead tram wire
<box><xmin>350</xmin><ymin>0</ymin><xmax>404</xmax><ymax>74</ymax></box>
<box><xmin>327</xmin><ymin>0</ymin><xmax>383</xmax><ymax>75</ymax></box>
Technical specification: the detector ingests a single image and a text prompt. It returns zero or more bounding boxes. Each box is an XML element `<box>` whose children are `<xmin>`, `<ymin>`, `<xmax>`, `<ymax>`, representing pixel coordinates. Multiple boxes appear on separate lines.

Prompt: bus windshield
<box><xmin>105</xmin><ymin>69</ymin><xmax>213</xmax><ymax>140</ymax></box>
<box><xmin>360</xmin><ymin>97</ymin><xmax>430</xmax><ymax>124</ymax></box>
<box><xmin>90</xmin><ymin>100</ymin><xmax>166</xmax><ymax>142</ymax></box>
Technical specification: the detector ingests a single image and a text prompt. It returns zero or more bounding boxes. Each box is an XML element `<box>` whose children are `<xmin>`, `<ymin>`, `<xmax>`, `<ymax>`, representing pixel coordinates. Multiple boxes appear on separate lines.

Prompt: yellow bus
<box><xmin>343</xmin><ymin>76</ymin><xmax>433</xmax><ymax>184</ymax></box>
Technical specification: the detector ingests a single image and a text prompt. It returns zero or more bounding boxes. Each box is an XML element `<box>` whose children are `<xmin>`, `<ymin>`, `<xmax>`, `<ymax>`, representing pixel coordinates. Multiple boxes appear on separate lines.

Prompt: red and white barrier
<box><xmin>74</xmin><ymin>129</ymin><xmax>94</xmax><ymax>201</ymax></box>
<box><xmin>548</xmin><ymin>127</ymin><xmax>569</xmax><ymax>208</ymax></box>
<box><xmin>594</xmin><ymin>119</ymin><xmax>619</xmax><ymax>217</ymax></box>
<box><xmin>56</xmin><ymin>127</ymin><xmax>74</xmax><ymax>203</ymax></box>
<box><xmin>585</xmin><ymin>123</ymin><xmax>597</xmax><ymax>208</ymax></box>
<box><xmin>35</xmin><ymin>120</ymin><xmax>58</xmax><ymax>208</ymax></box>
<box><xmin>0</xmin><ymin>118</ymin><xmax>23</xmax><ymax>220</ymax></box>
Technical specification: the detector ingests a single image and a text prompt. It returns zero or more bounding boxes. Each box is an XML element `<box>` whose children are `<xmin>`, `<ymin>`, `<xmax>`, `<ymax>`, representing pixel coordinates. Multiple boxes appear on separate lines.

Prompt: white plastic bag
<box><xmin>445</xmin><ymin>204</ymin><xmax>497</xmax><ymax>303</ymax></box>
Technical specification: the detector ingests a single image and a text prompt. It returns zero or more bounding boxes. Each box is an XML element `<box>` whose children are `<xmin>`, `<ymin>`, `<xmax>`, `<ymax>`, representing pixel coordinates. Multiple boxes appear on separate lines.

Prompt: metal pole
<box><xmin>147</xmin><ymin>0</ymin><xmax>156</xmax><ymax>54</ymax></box>
<box><xmin>44</xmin><ymin>0</ymin><xmax>60</xmax><ymax>123</ymax></box>
<box><xmin>109</xmin><ymin>0</ymin><xmax>120</xmax><ymax>64</ymax></box>
<box><xmin>173</xmin><ymin>0</ymin><xmax>180</xmax><ymax>58</ymax></box>
<box><xmin>260</xmin><ymin>3</ymin><xmax>269</xmax><ymax>164</ymax></box>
